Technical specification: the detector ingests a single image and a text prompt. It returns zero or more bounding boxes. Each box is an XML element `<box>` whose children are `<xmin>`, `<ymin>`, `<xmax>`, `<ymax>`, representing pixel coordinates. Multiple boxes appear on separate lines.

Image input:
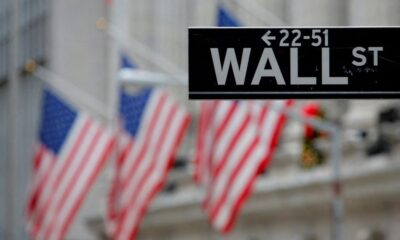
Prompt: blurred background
<box><xmin>1</xmin><ymin>0</ymin><xmax>400</xmax><ymax>239</ymax></box>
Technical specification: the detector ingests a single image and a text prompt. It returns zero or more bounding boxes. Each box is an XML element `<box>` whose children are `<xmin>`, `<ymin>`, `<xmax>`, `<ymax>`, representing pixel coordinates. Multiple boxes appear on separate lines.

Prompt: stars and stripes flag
<box><xmin>193</xmin><ymin>5</ymin><xmax>294</xmax><ymax>233</ymax></box>
<box><xmin>107</xmin><ymin>55</ymin><xmax>191</xmax><ymax>240</ymax></box>
<box><xmin>217</xmin><ymin>4</ymin><xmax>241</xmax><ymax>27</ymax></box>
<box><xmin>194</xmin><ymin>100</ymin><xmax>293</xmax><ymax>233</ymax></box>
<box><xmin>26</xmin><ymin>89</ymin><xmax>115</xmax><ymax>239</ymax></box>
<box><xmin>107</xmin><ymin>88</ymin><xmax>190</xmax><ymax>239</ymax></box>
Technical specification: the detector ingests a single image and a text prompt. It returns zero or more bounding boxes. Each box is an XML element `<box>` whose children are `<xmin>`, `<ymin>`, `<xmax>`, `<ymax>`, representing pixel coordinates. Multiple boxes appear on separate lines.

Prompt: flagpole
<box><xmin>30</xmin><ymin>66</ymin><xmax>108</xmax><ymax>120</ymax></box>
<box><xmin>6</xmin><ymin>0</ymin><xmax>20</xmax><ymax>238</ymax></box>
<box><xmin>106</xmin><ymin>24</ymin><xmax>187</xmax><ymax>79</ymax></box>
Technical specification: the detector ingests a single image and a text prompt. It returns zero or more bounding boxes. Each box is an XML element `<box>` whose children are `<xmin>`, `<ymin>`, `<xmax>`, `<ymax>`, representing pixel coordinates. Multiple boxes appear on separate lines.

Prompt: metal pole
<box><xmin>105</xmin><ymin>9</ymin><xmax>119</xmax><ymax>124</ymax></box>
<box><xmin>33</xmin><ymin>66</ymin><xmax>107</xmax><ymax>119</ymax></box>
<box><xmin>6</xmin><ymin>0</ymin><xmax>20</xmax><ymax>239</ymax></box>
<box><xmin>331</xmin><ymin>129</ymin><xmax>344</xmax><ymax>240</ymax></box>
<box><xmin>107</xmin><ymin>25</ymin><xmax>187</xmax><ymax>79</ymax></box>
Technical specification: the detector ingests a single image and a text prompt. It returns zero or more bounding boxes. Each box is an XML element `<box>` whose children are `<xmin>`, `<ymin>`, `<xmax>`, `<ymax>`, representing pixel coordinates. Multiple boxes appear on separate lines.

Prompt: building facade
<box><xmin>1</xmin><ymin>0</ymin><xmax>400</xmax><ymax>239</ymax></box>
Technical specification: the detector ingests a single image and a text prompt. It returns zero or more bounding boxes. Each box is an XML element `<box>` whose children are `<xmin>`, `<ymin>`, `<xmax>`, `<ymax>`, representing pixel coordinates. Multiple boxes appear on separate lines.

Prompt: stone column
<box><xmin>348</xmin><ymin>0</ymin><xmax>400</xmax><ymax>26</ymax></box>
<box><xmin>344</xmin><ymin>0</ymin><xmax>400</xmax><ymax>129</ymax></box>
<box><xmin>287</xmin><ymin>0</ymin><xmax>347</xmax><ymax>26</ymax></box>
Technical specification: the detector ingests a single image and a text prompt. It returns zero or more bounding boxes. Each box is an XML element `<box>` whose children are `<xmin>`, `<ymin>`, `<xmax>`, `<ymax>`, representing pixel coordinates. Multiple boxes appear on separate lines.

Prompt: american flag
<box><xmin>194</xmin><ymin>100</ymin><xmax>292</xmax><ymax>233</ymax></box>
<box><xmin>255</xmin><ymin>100</ymin><xmax>294</xmax><ymax>172</ymax></box>
<box><xmin>107</xmin><ymin>88</ymin><xmax>190</xmax><ymax>239</ymax></box>
<box><xmin>26</xmin><ymin>89</ymin><xmax>115</xmax><ymax>240</ymax></box>
<box><xmin>217</xmin><ymin>4</ymin><xmax>241</xmax><ymax>26</ymax></box>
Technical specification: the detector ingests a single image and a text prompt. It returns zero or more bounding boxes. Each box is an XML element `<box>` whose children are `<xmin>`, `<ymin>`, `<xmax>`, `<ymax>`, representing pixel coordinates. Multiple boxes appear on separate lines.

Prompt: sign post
<box><xmin>189</xmin><ymin>27</ymin><xmax>400</xmax><ymax>99</ymax></box>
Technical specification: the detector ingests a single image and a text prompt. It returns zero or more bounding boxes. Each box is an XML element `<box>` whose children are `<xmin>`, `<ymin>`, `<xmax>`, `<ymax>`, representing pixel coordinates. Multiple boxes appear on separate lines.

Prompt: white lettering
<box><xmin>251</xmin><ymin>48</ymin><xmax>285</xmax><ymax>85</ymax></box>
<box><xmin>210</xmin><ymin>48</ymin><xmax>251</xmax><ymax>85</ymax></box>
<box><xmin>322</xmin><ymin>47</ymin><xmax>348</xmax><ymax>85</ymax></box>
<box><xmin>352</xmin><ymin>47</ymin><xmax>367</xmax><ymax>66</ymax></box>
<box><xmin>290</xmin><ymin>48</ymin><xmax>316</xmax><ymax>85</ymax></box>
<box><xmin>368</xmin><ymin>47</ymin><xmax>383</xmax><ymax>66</ymax></box>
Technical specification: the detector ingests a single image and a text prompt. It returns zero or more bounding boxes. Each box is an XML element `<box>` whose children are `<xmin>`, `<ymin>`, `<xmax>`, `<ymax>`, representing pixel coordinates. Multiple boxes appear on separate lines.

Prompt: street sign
<box><xmin>189</xmin><ymin>27</ymin><xmax>400</xmax><ymax>99</ymax></box>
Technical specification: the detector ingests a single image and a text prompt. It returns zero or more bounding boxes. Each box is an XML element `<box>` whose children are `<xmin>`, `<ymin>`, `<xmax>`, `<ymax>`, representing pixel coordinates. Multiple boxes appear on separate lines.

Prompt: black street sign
<box><xmin>188</xmin><ymin>27</ymin><xmax>400</xmax><ymax>99</ymax></box>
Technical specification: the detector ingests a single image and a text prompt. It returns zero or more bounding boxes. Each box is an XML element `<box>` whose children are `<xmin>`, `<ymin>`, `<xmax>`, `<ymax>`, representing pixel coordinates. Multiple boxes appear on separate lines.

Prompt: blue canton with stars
<box><xmin>218</xmin><ymin>6</ymin><xmax>240</xmax><ymax>106</ymax></box>
<box><xmin>217</xmin><ymin>5</ymin><xmax>240</xmax><ymax>27</ymax></box>
<box><xmin>39</xmin><ymin>89</ymin><xmax>78</xmax><ymax>155</ymax></box>
<box><xmin>121</xmin><ymin>53</ymin><xmax>136</xmax><ymax>69</ymax></box>
<box><xmin>119</xmin><ymin>89</ymin><xmax>152</xmax><ymax>137</ymax></box>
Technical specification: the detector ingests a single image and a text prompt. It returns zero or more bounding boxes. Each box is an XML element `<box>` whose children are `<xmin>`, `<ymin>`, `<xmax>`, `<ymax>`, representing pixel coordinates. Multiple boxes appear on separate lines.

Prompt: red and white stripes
<box><xmin>195</xmin><ymin>100</ymin><xmax>292</xmax><ymax>233</ymax></box>
<box><xmin>108</xmin><ymin>90</ymin><xmax>190</xmax><ymax>240</ymax></box>
<box><xmin>26</xmin><ymin>114</ymin><xmax>115</xmax><ymax>240</ymax></box>
<box><xmin>27</xmin><ymin>89</ymin><xmax>291</xmax><ymax>238</ymax></box>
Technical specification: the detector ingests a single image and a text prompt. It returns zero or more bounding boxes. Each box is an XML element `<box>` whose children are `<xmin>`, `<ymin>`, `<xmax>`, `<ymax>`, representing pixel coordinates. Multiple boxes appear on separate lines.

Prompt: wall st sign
<box><xmin>189</xmin><ymin>27</ymin><xmax>400</xmax><ymax>99</ymax></box>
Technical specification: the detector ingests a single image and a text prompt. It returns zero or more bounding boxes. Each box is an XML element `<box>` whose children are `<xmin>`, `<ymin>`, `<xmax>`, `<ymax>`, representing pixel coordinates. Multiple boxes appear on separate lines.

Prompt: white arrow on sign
<box><xmin>261</xmin><ymin>30</ymin><xmax>276</xmax><ymax>46</ymax></box>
